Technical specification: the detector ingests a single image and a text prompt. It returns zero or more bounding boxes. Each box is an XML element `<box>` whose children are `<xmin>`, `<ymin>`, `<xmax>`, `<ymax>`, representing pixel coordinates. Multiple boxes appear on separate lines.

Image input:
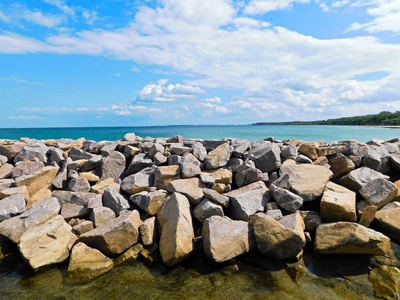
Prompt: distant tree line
<box><xmin>253</xmin><ymin>111</ymin><xmax>400</xmax><ymax>126</ymax></box>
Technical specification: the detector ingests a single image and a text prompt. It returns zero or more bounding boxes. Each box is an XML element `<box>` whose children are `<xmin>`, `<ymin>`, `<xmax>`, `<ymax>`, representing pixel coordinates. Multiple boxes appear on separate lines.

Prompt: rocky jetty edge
<box><xmin>1</xmin><ymin>134</ymin><xmax>400</xmax><ymax>297</ymax></box>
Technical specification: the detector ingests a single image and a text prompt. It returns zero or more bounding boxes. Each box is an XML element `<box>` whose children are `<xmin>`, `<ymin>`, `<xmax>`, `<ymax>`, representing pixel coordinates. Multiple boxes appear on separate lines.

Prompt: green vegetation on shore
<box><xmin>253</xmin><ymin>111</ymin><xmax>400</xmax><ymax>126</ymax></box>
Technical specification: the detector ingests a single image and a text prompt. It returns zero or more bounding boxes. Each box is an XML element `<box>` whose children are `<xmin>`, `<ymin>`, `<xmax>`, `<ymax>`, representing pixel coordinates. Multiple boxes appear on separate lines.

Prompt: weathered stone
<box><xmin>296</xmin><ymin>154</ymin><xmax>313</xmax><ymax>164</ymax></box>
<box><xmin>139</xmin><ymin>217</ymin><xmax>156</xmax><ymax>246</ymax></box>
<box><xmin>191</xmin><ymin>142</ymin><xmax>207</xmax><ymax>161</ymax></box>
<box><xmin>371</xmin><ymin>242</ymin><xmax>400</xmax><ymax>269</ymax></box>
<box><xmin>251</xmin><ymin>212</ymin><xmax>306</xmax><ymax>260</ymax></box>
<box><xmin>193</xmin><ymin>199</ymin><xmax>224</xmax><ymax>223</ymax></box>
<box><xmin>342</xmin><ymin>142</ymin><xmax>368</xmax><ymax>157</ymax></box>
<box><xmin>52</xmin><ymin>191</ymin><xmax>97</xmax><ymax>206</ymax></box>
<box><xmin>169</xmin><ymin>144</ymin><xmax>192</xmax><ymax>156</ymax></box>
<box><xmin>228</xmin><ymin>187</ymin><xmax>270</xmax><ymax>220</ymax></box>
<box><xmin>100</xmin><ymin>151</ymin><xmax>126</xmax><ymax>182</ymax></box>
<box><xmin>298</xmin><ymin>142</ymin><xmax>319</xmax><ymax>160</ymax></box>
<box><xmin>199</xmin><ymin>174</ymin><xmax>215</xmax><ymax>185</ymax></box>
<box><xmin>121</xmin><ymin>167</ymin><xmax>155</xmax><ymax>194</ymax></box>
<box><xmin>61</xmin><ymin>203</ymin><xmax>90</xmax><ymax>221</ymax></box>
<box><xmin>91</xmin><ymin>178</ymin><xmax>117</xmax><ymax>194</ymax></box>
<box><xmin>52</xmin><ymin>158</ymin><xmax>71</xmax><ymax>189</ymax></box>
<box><xmin>48</xmin><ymin>147</ymin><xmax>65</xmax><ymax>165</ymax></box>
<box><xmin>0</xmin><ymin>141</ymin><xmax>26</xmax><ymax>161</ymax></box>
<box><xmin>249</xmin><ymin>143</ymin><xmax>281</xmax><ymax>173</ymax></box>
<box><xmin>298</xmin><ymin>211</ymin><xmax>321</xmax><ymax>231</ymax></box>
<box><xmin>362</xmin><ymin>145</ymin><xmax>390</xmax><ymax>173</ymax></box>
<box><xmin>153</xmin><ymin>152</ymin><xmax>167</xmax><ymax>165</ymax></box>
<box><xmin>180</xmin><ymin>162</ymin><xmax>201</xmax><ymax>178</ymax></box>
<box><xmin>68</xmin><ymin>177</ymin><xmax>91</xmax><ymax>193</ymax></box>
<box><xmin>0</xmin><ymin>186</ymin><xmax>30</xmax><ymax>203</ymax></box>
<box><xmin>16</xmin><ymin>166</ymin><xmax>58</xmax><ymax>199</ymax></box>
<box><xmin>369</xmin><ymin>265</ymin><xmax>400</xmax><ymax>299</ymax></box>
<box><xmin>0</xmin><ymin>163</ymin><xmax>13</xmax><ymax>179</ymax></box>
<box><xmin>235</xmin><ymin>163</ymin><xmax>260</xmax><ymax>188</ymax></box>
<box><xmin>19</xmin><ymin>215</ymin><xmax>77</xmax><ymax>270</ymax></box>
<box><xmin>14</xmin><ymin>146</ymin><xmax>48</xmax><ymax>163</ymax></box>
<box><xmin>67</xmin><ymin>159</ymin><xmax>88</xmax><ymax>172</ymax></box>
<box><xmin>206</xmin><ymin>143</ymin><xmax>233</xmax><ymax>169</ymax></box>
<box><xmin>69</xmin><ymin>147</ymin><xmax>96</xmax><ymax>161</ymax></box>
<box><xmin>130</xmin><ymin>190</ymin><xmax>168</xmax><ymax>215</ymax></box>
<box><xmin>328</xmin><ymin>153</ymin><xmax>356</xmax><ymax>179</ymax></box>
<box><xmin>167</xmin><ymin>178</ymin><xmax>206</xmax><ymax>205</ymax></box>
<box><xmin>68</xmin><ymin>242</ymin><xmax>113</xmax><ymax>282</ymax></box>
<box><xmin>102</xmin><ymin>186</ymin><xmax>131</xmax><ymax>216</ymax></box>
<box><xmin>314</xmin><ymin>222</ymin><xmax>390</xmax><ymax>255</ymax></box>
<box><xmin>202</xmin><ymin>216</ymin><xmax>255</xmax><ymax>263</ymax></box>
<box><xmin>29</xmin><ymin>187</ymin><xmax>52</xmax><ymax>205</ymax></box>
<box><xmin>320</xmin><ymin>181</ymin><xmax>356</xmax><ymax>222</ymax></box>
<box><xmin>225</xmin><ymin>181</ymin><xmax>267</xmax><ymax>197</ymax></box>
<box><xmin>373</xmin><ymin>204</ymin><xmax>400</xmax><ymax>244</ymax></box>
<box><xmin>203</xmin><ymin>188</ymin><xmax>229</xmax><ymax>208</ymax></box>
<box><xmin>167</xmin><ymin>155</ymin><xmax>182</xmax><ymax>166</ymax></box>
<box><xmin>80</xmin><ymin>155</ymin><xmax>102</xmax><ymax>172</ymax></box>
<box><xmin>271</xmin><ymin>172</ymin><xmax>291</xmax><ymax>189</ymax></box>
<box><xmin>265</xmin><ymin>209</ymin><xmax>283</xmax><ymax>220</ymax></box>
<box><xmin>0</xmin><ymin>194</ymin><xmax>26</xmax><ymax>222</ymax></box>
<box><xmin>72</xmin><ymin>220</ymin><xmax>94</xmax><ymax>235</ymax></box>
<box><xmin>359</xmin><ymin>205</ymin><xmax>378</xmax><ymax>227</ymax></box>
<box><xmin>280</xmin><ymin>161</ymin><xmax>332</xmax><ymax>201</ymax></box>
<box><xmin>87</xmin><ymin>194</ymin><xmax>103</xmax><ymax>209</ymax></box>
<box><xmin>281</xmin><ymin>144</ymin><xmax>297</xmax><ymax>159</ymax></box>
<box><xmin>167</xmin><ymin>135</ymin><xmax>184</xmax><ymax>144</ymax></box>
<box><xmin>12</xmin><ymin>159</ymin><xmax>45</xmax><ymax>179</ymax></box>
<box><xmin>79</xmin><ymin>210</ymin><xmax>141</xmax><ymax>257</ymax></box>
<box><xmin>231</xmin><ymin>139</ymin><xmax>251</xmax><ymax>157</ymax></box>
<box><xmin>154</xmin><ymin>165</ymin><xmax>181</xmax><ymax>189</ymax></box>
<box><xmin>0</xmin><ymin>179</ymin><xmax>15</xmax><ymax>191</ymax></box>
<box><xmin>100</xmin><ymin>141</ymin><xmax>118</xmax><ymax>156</ymax></box>
<box><xmin>90</xmin><ymin>207</ymin><xmax>115</xmax><ymax>227</ymax></box>
<box><xmin>148</xmin><ymin>143</ymin><xmax>164</xmax><ymax>158</ymax></box>
<box><xmin>158</xmin><ymin>193</ymin><xmax>194</xmax><ymax>266</ymax></box>
<box><xmin>211</xmin><ymin>183</ymin><xmax>225</xmax><ymax>193</ymax></box>
<box><xmin>313</xmin><ymin>156</ymin><xmax>329</xmax><ymax>166</ymax></box>
<box><xmin>80</xmin><ymin>172</ymin><xmax>99</xmax><ymax>183</ymax></box>
<box><xmin>202</xmin><ymin>168</ymin><xmax>232</xmax><ymax>185</ymax></box>
<box><xmin>124</xmin><ymin>132</ymin><xmax>136</xmax><ymax>142</ymax></box>
<box><xmin>269</xmin><ymin>184</ymin><xmax>303</xmax><ymax>213</ymax></box>
<box><xmin>337</xmin><ymin>166</ymin><xmax>389</xmax><ymax>192</ymax></box>
<box><xmin>360</xmin><ymin>178</ymin><xmax>397</xmax><ymax>209</ymax></box>
<box><xmin>123</xmin><ymin>145</ymin><xmax>139</xmax><ymax>157</ymax></box>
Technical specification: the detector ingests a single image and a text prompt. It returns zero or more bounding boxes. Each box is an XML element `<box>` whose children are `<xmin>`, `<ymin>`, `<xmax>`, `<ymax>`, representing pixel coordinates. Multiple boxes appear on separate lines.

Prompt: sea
<box><xmin>0</xmin><ymin>125</ymin><xmax>399</xmax><ymax>143</ymax></box>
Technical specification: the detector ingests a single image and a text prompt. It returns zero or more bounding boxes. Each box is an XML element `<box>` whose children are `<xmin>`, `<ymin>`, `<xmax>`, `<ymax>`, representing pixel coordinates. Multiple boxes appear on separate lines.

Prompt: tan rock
<box><xmin>298</xmin><ymin>142</ymin><xmax>319</xmax><ymax>160</ymax></box>
<box><xmin>158</xmin><ymin>193</ymin><xmax>194</xmax><ymax>266</ymax></box>
<box><xmin>374</xmin><ymin>204</ymin><xmax>400</xmax><ymax>244</ymax></box>
<box><xmin>68</xmin><ymin>159</ymin><xmax>88</xmax><ymax>171</ymax></box>
<box><xmin>61</xmin><ymin>138</ymin><xmax>85</xmax><ymax>151</ymax></box>
<box><xmin>0</xmin><ymin>186</ymin><xmax>30</xmax><ymax>204</ymax></box>
<box><xmin>0</xmin><ymin>141</ymin><xmax>26</xmax><ymax>161</ymax></box>
<box><xmin>140</xmin><ymin>217</ymin><xmax>156</xmax><ymax>246</ymax></box>
<box><xmin>0</xmin><ymin>163</ymin><xmax>13</xmax><ymax>179</ymax></box>
<box><xmin>68</xmin><ymin>242</ymin><xmax>113</xmax><ymax>282</ymax></box>
<box><xmin>314</xmin><ymin>222</ymin><xmax>390</xmax><ymax>255</ymax></box>
<box><xmin>29</xmin><ymin>187</ymin><xmax>52</xmax><ymax>207</ymax></box>
<box><xmin>113</xmin><ymin>243</ymin><xmax>143</xmax><ymax>266</ymax></box>
<box><xmin>211</xmin><ymin>183</ymin><xmax>225</xmax><ymax>193</ymax></box>
<box><xmin>328</xmin><ymin>153</ymin><xmax>356</xmax><ymax>179</ymax></box>
<box><xmin>154</xmin><ymin>165</ymin><xmax>181</xmax><ymax>189</ymax></box>
<box><xmin>130</xmin><ymin>190</ymin><xmax>168</xmax><ymax>215</ymax></box>
<box><xmin>90</xmin><ymin>178</ymin><xmax>117</xmax><ymax>194</ymax></box>
<box><xmin>123</xmin><ymin>145</ymin><xmax>139</xmax><ymax>157</ymax></box>
<box><xmin>369</xmin><ymin>265</ymin><xmax>400</xmax><ymax>299</ymax></box>
<box><xmin>80</xmin><ymin>172</ymin><xmax>100</xmax><ymax>183</ymax></box>
<box><xmin>359</xmin><ymin>205</ymin><xmax>378</xmax><ymax>227</ymax></box>
<box><xmin>167</xmin><ymin>178</ymin><xmax>206</xmax><ymax>205</ymax></box>
<box><xmin>202</xmin><ymin>168</ymin><xmax>232</xmax><ymax>185</ymax></box>
<box><xmin>16</xmin><ymin>166</ymin><xmax>58</xmax><ymax>198</ymax></box>
<box><xmin>320</xmin><ymin>181</ymin><xmax>356</xmax><ymax>222</ymax></box>
<box><xmin>360</xmin><ymin>178</ymin><xmax>398</xmax><ymax>209</ymax></box>
<box><xmin>19</xmin><ymin>215</ymin><xmax>77</xmax><ymax>270</ymax></box>
<box><xmin>206</xmin><ymin>143</ymin><xmax>233</xmax><ymax>169</ymax></box>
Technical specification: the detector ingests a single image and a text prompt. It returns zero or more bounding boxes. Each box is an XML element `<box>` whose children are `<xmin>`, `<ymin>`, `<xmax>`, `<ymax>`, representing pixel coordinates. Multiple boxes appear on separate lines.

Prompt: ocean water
<box><xmin>0</xmin><ymin>125</ymin><xmax>399</xmax><ymax>143</ymax></box>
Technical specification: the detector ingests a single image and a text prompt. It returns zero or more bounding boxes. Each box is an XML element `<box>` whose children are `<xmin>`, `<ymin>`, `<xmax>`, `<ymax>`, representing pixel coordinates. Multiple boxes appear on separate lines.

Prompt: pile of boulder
<box><xmin>0</xmin><ymin>134</ymin><xmax>400</xmax><ymax>295</ymax></box>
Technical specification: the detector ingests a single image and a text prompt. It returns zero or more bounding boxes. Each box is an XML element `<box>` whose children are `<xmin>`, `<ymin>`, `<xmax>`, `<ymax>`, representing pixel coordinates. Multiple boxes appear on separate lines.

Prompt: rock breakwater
<box><xmin>0</xmin><ymin>134</ymin><xmax>400</xmax><ymax>298</ymax></box>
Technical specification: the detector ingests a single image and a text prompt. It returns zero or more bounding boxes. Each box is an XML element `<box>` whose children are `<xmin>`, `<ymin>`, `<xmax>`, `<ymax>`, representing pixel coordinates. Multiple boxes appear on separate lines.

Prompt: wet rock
<box><xmin>167</xmin><ymin>178</ymin><xmax>206</xmax><ymax>205</ymax></box>
<box><xmin>206</xmin><ymin>143</ymin><xmax>233</xmax><ymax>169</ymax></box>
<box><xmin>314</xmin><ymin>222</ymin><xmax>390</xmax><ymax>255</ymax></box>
<box><xmin>0</xmin><ymin>197</ymin><xmax>60</xmax><ymax>243</ymax></box>
<box><xmin>100</xmin><ymin>151</ymin><xmax>126</xmax><ymax>182</ymax></box>
<box><xmin>320</xmin><ymin>181</ymin><xmax>356</xmax><ymax>222</ymax></box>
<box><xmin>91</xmin><ymin>178</ymin><xmax>118</xmax><ymax>194</ymax></box>
<box><xmin>68</xmin><ymin>242</ymin><xmax>113</xmax><ymax>282</ymax></box>
<box><xmin>154</xmin><ymin>165</ymin><xmax>181</xmax><ymax>189</ymax></box>
<box><xmin>158</xmin><ymin>193</ymin><xmax>194</xmax><ymax>266</ymax></box>
<box><xmin>79</xmin><ymin>210</ymin><xmax>141</xmax><ymax>257</ymax></box>
<box><xmin>249</xmin><ymin>143</ymin><xmax>281</xmax><ymax>173</ymax></box>
<box><xmin>19</xmin><ymin>215</ymin><xmax>77</xmax><ymax>270</ymax></box>
<box><xmin>16</xmin><ymin>166</ymin><xmax>59</xmax><ymax>199</ymax></box>
<box><xmin>203</xmin><ymin>188</ymin><xmax>229</xmax><ymax>208</ymax></box>
<box><xmin>371</xmin><ymin>242</ymin><xmax>400</xmax><ymax>269</ymax></box>
<box><xmin>368</xmin><ymin>265</ymin><xmax>400</xmax><ymax>299</ymax></box>
<box><xmin>139</xmin><ymin>217</ymin><xmax>156</xmax><ymax>246</ymax></box>
<box><xmin>269</xmin><ymin>184</ymin><xmax>303</xmax><ymax>213</ymax></box>
<box><xmin>121</xmin><ymin>167</ymin><xmax>155</xmax><ymax>194</ymax></box>
<box><xmin>360</xmin><ymin>178</ymin><xmax>397</xmax><ymax>209</ymax></box>
<box><xmin>228</xmin><ymin>187</ymin><xmax>270</xmax><ymax>220</ymax></box>
<box><xmin>251</xmin><ymin>212</ymin><xmax>306</xmax><ymax>260</ymax></box>
<box><xmin>328</xmin><ymin>153</ymin><xmax>356</xmax><ymax>179</ymax></box>
<box><xmin>90</xmin><ymin>207</ymin><xmax>115</xmax><ymax>227</ymax></box>
<box><xmin>193</xmin><ymin>199</ymin><xmax>224</xmax><ymax>223</ymax></box>
<box><xmin>102</xmin><ymin>185</ymin><xmax>131</xmax><ymax>216</ymax></box>
<box><xmin>130</xmin><ymin>190</ymin><xmax>168</xmax><ymax>215</ymax></box>
<box><xmin>337</xmin><ymin>166</ymin><xmax>389</xmax><ymax>192</ymax></box>
<box><xmin>202</xmin><ymin>215</ymin><xmax>255</xmax><ymax>263</ymax></box>
<box><xmin>0</xmin><ymin>194</ymin><xmax>26</xmax><ymax>222</ymax></box>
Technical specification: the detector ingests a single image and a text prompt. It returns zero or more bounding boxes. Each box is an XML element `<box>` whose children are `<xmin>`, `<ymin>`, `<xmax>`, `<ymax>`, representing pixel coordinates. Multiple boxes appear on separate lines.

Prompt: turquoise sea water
<box><xmin>0</xmin><ymin>125</ymin><xmax>399</xmax><ymax>143</ymax></box>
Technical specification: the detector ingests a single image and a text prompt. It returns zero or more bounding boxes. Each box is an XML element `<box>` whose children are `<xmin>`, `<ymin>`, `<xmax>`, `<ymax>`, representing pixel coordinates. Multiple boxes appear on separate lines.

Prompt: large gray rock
<box><xmin>52</xmin><ymin>190</ymin><xmax>98</xmax><ymax>206</ymax></box>
<box><xmin>193</xmin><ymin>199</ymin><xmax>224</xmax><ymax>223</ymax></box>
<box><xmin>121</xmin><ymin>167</ymin><xmax>155</xmax><ymax>194</ymax></box>
<box><xmin>167</xmin><ymin>178</ymin><xmax>206</xmax><ymax>205</ymax></box>
<box><xmin>203</xmin><ymin>188</ymin><xmax>229</xmax><ymax>208</ymax></box>
<box><xmin>249</xmin><ymin>143</ymin><xmax>281</xmax><ymax>173</ymax></box>
<box><xmin>361</xmin><ymin>145</ymin><xmax>390</xmax><ymax>173</ymax></box>
<box><xmin>60</xmin><ymin>203</ymin><xmax>90</xmax><ymax>221</ymax></box>
<box><xmin>148</xmin><ymin>143</ymin><xmax>164</xmax><ymax>158</ymax></box>
<box><xmin>360</xmin><ymin>178</ymin><xmax>397</xmax><ymax>209</ymax></box>
<box><xmin>169</xmin><ymin>144</ymin><xmax>192</xmax><ymax>155</ymax></box>
<box><xmin>180</xmin><ymin>162</ymin><xmax>201</xmax><ymax>179</ymax></box>
<box><xmin>158</xmin><ymin>193</ymin><xmax>194</xmax><ymax>266</ymax></box>
<box><xmin>12</xmin><ymin>159</ymin><xmax>45</xmax><ymax>178</ymax></box>
<box><xmin>126</xmin><ymin>153</ymin><xmax>153</xmax><ymax>175</ymax></box>
<box><xmin>48</xmin><ymin>147</ymin><xmax>65</xmax><ymax>165</ymax></box>
<box><xmin>69</xmin><ymin>147</ymin><xmax>95</xmax><ymax>161</ymax></box>
<box><xmin>130</xmin><ymin>190</ymin><xmax>168</xmax><ymax>215</ymax></box>
<box><xmin>191</xmin><ymin>142</ymin><xmax>207</xmax><ymax>162</ymax></box>
<box><xmin>80</xmin><ymin>155</ymin><xmax>102</xmax><ymax>172</ymax></box>
<box><xmin>281</xmin><ymin>144</ymin><xmax>297</xmax><ymax>159</ymax></box>
<box><xmin>52</xmin><ymin>158</ymin><xmax>71</xmax><ymax>189</ymax></box>
<box><xmin>328</xmin><ymin>153</ymin><xmax>356</xmax><ymax>179</ymax></box>
<box><xmin>100</xmin><ymin>151</ymin><xmax>126</xmax><ymax>182</ymax></box>
<box><xmin>14</xmin><ymin>146</ymin><xmax>48</xmax><ymax>163</ymax></box>
<box><xmin>231</xmin><ymin>139</ymin><xmax>251</xmax><ymax>157</ymax></box>
<box><xmin>269</xmin><ymin>184</ymin><xmax>303</xmax><ymax>213</ymax></box>
<box><xmin>251</xmin><ymin>212</ymin><xmax>306</xmax><ymax>260</ymax></box>
<box><xmin>0</xmin><ymin>197</ymin><xmax>60</xmax><ymax>243</ymax></box>
<box><xmin>0</xmin><ymin>194</ymin><xmax>26</xmax><ymax>222</ymax></box>
<box><xmin>202</xmin><ymin>216</ymin><xmax>255</xmax><ymax>262</ymax></box>
<box><xmin>337</xmin><ymin>166</ymin><xmax>389</xmax><ymax>192</ymax></box>
<box><xmin>67</xmin><ymin>177</ymin><xmax>91</xmax><ymax>193</ymax></box>
<box><xmin>206</xmin><ymin>143</ymin><xmax>233</xmax><ymax>169</ymax></box>
<box><xmin>79</xmin><ymin>210</ymin><xmax>141</xmax><ymax>257</ymax></box>
<box><xmin>90</xmin><ymin>207</ymin><xmax>115</xmax><ymax>227</ymax></box>
<box><xmin>19</xmin><ymin>215</ymin><xmax>77</xmax><ymax>270</ymax></box>
<box><xmin>315</xmin><ymin>222</ymin><xmax>390</xmax><ymax>255</ymax></box>
<box><xmin>228</xmin><ymin>187</ymin><xmax>270</xmax><ymax>220</ymax></box>
<box><xmin>342</xmin><ymin>142</ymin><xmax>368</xmax><ymax>157</ymax></box>
<box><xmin>102</xmin><ymin>186</ymin><xmax>131</xmax><ymax>216</ymax></box>
<box><xmin>235</xmin><ymin>162</ymin><xmax>260</xmax><ymax>188</ymax></box>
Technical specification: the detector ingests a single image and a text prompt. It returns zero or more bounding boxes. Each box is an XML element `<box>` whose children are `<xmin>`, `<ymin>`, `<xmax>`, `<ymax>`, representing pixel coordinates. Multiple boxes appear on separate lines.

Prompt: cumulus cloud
<box><xmin>244</xmin><ymin>0</ymin><xmax>310</xmax><ymax>15</ymax></box>
<box><xmin>204</xmin><ymin>97</ymin><xmax>222</xmax><ymax>104</ymax></box>
<box><xmin>135</xmin><ymin>79</ymin><xmax>206</xmax><ymax>102</ymax></box>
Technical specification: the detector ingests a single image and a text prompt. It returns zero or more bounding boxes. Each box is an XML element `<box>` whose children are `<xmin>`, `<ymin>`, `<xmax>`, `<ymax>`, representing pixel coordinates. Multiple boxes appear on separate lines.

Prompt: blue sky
<box><xmin>0</xmin><ymin>0</ymin><xmax>400</xmax><ymax>128</ymax></box>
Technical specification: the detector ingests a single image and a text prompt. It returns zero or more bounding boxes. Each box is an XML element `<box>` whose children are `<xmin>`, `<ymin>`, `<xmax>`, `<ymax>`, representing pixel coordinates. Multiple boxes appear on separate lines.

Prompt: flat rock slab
<box><xmin>202</xmin><ymin>215</ymin><xmax>255</xmax><ymax>263</ymax></box>
<box><xmin>167</xmin><ymin>178</ymin><xmax>206</xmax><ymax>205</ymax></box>
<box><xmin>0</xmin><ymin>197</ymin><xmax>60</xmax><ymax>243</ymax></box>
<box><xmin>52</xmin><ymin>191</ymin><xmax>98</xmax><ymax>207</ymax></box>
<box><xmin>100</xmin><ymin>151</ymin><xmax>126</xmax><ymax>182</ymax></box>
<box><xmin>320</xmin><ymin>181</ymin><xmax>356</xmax><ymax>222</ymax></box>
<box><xmin>337</xmin><ymin>166</ymin><xmax>389</xmax><ymax>192</ymax></box>
<box><xmin>314</xmin><ymin>222</ymin><xmax>390</xmax><ymax>255</ymax></box>
<box><xmin>158</xmin><ymin>193</ymin><xmax>194</xmax><ymax>266</ymax></box>
<box><xmin>154</xmin><ymin>165</ymin><xmax>181</xmax><ymax>189</ymax></box>
<box><xmin>68</xmin><ymin>242</ymin><xmax>113</xmax><ymax>283</ymax></box>
<box><xmin>16</xmin><ymin>166</ymin><xmax>59</xmax><ymax>199</ymax></box>
<box><xmin>79</xmin><ymin>210</ymin><xmax>141</xmax><ymax>257</ymax></box>
<box><xmin>19</xmin><ymin>215</ymin><xmax>77</xmax><ymax>270</ymax></box>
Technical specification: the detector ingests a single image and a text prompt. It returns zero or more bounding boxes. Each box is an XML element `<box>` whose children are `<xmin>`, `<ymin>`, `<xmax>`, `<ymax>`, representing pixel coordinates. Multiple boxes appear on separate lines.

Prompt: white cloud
<box><xmin>332</xmin><ymin>0</ymin><xmax>350</xmax><ymax>7</ymax></box>
<box><xmin>41</xmin><ymin>0</ymin><xmax>75</xmax><ymax>16</ymax></box>
<box><xmin>8</xmin><ymin>115</ymin><xmax>44</xmax><ymax>120</ymax></box>
<box><xmin>0</xmin><ymin>76</ymin><xmax>43</xmax><ymax>85</ymax></box>
<box><xmin>27</xmin><ymin>11</ymin><xmax>63</xmax><ymax>27</ymax></box>
<box><xmin>82</xmin><ymin>11</ymin><xmax>98</xmax><ymax>25</ymax></box>
<box><xmin>135</xmin><ymin>80</ymin><xmax>206</xmax><ymax>102</ymax></box>
<box><xmin>20</xmin><ymin>107</ymin><xmax>109</xmax><ymax>113</ymax></box>
<box><xmin>114</xmin><ymin>73</ymin><xmax>121</xmax><ymax>77</ymax></box>
<box><xmin>111</xmin><ymin>104</ymin><xmax>162</xmax><ymax>115</ymax></box>
<box><xmin>244</xmin><ymin>0</ymin><xmax>309</xmax><ymax>15</ymax></box>
<box><xmin>204</xmin><ymin>97</ymin><xmax>222</xmax><ymax>104</ymax></box>
<box><xmin>0</xmin><ymin>34</ymin><xmax>49</xmax><ymax>53</ymax></box>
<box><xmin>194</xmin><ymin>102</ymin><xmax>231</xmax><ymax>117</ymax></box>
<box><xmin>0</xmin><ymin>9</ymin><xmax>9</xmax><ymax>22</ymax></box>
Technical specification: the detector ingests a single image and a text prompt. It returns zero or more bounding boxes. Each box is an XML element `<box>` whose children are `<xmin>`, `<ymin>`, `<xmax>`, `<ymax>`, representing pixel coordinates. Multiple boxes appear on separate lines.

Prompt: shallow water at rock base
<box><xmin>0</xmin><ymin>247</ymin><xmax>381</xmax><ymax>300</ymax></box>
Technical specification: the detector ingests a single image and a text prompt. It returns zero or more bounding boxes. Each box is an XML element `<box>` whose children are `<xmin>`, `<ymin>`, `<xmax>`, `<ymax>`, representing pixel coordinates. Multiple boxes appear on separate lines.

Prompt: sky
<box><xmin>0</xmin><ymin>0</ymin><xmax>400</xmax><ymax>128</ymax></box>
